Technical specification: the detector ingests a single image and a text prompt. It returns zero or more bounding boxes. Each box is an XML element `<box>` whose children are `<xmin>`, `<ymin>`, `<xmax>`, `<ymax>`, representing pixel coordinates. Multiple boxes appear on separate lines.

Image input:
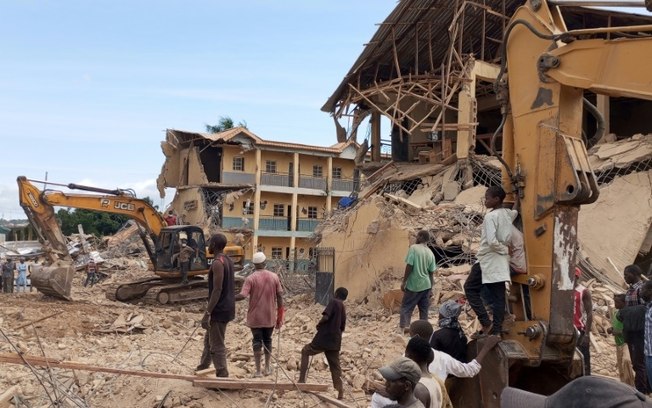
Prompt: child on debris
<box><xmin>641</xmin><ymin>280</ymin><xmax>652</xmax><ymax>393</ymax></box>
<box><xmin>618</xmin><ymin>289</ymin><xmax>649</xmax><ymax>393</ymax></box>
<box><xmin>430</xmin><ymin>300</ymin><xmax>468</xmax><ymax>362</ymax></box>
<box><xmin>609</xmin><ymin>294</ymin><xmax>626</xmax><ymax>347</ymax></box>
<box><xmin>463</xmin><ymin>186</ymin><xmax>516</xmax><ymax>336</ymax></box>
<box><xmin>84</xmin><ymin>259</ymin><xmax>99</xmax><ymax>287</ymax></box>
<box><xmin>298</xmin><ymin>287</ymin><xmax>348</xmax><ymax>400</ymax></box>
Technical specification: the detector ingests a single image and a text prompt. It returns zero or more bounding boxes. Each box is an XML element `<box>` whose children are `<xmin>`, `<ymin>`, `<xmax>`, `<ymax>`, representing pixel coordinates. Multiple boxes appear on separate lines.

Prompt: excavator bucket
<box><xmin>30</xmin><ymin>261</ymin><xmax>75</xmax><ymax>300</ymax></box>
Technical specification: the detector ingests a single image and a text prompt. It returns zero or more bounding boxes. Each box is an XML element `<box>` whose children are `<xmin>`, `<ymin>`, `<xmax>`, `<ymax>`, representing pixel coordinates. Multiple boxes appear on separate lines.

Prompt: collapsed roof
<box><xmin>322</xmin><ymin>0</ymin><xmax>652</xmax><ymax>144</ymax></box>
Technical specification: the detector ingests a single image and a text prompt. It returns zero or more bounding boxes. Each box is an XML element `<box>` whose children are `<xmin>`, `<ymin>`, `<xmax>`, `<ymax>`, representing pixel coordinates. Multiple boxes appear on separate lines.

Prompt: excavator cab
<box><xmin>154</xmin><ymin>225</ymin><xmax>208</xmax><ymax>274</ymax></box>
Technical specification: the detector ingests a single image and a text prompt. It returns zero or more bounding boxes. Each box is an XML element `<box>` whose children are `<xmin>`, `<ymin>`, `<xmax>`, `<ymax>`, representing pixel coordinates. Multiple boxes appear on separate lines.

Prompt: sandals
<box><xmin>471</xmin><ymin>324</ymin><xmax>493</xmax><ymax>339</ymax></box>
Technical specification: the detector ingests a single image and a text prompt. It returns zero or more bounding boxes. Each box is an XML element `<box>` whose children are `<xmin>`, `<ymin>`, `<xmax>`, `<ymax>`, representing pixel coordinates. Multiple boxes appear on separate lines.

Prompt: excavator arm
<box><xmin>453</xmin><ymin>1</ymin><xmax>652</xmax><ymax>406</ymax></box>
<box><xmin>17</xmin><ymin>176</ymin><xmax>167</xmax><ymax>299</ymax></box>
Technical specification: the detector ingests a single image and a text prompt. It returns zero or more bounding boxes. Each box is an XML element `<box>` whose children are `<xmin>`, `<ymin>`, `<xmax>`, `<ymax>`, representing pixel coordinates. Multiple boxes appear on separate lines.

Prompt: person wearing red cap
<box><xmin>573</xmin><ymin>267</ymin><xmax>593</xmax><ymax>375</ymax></box>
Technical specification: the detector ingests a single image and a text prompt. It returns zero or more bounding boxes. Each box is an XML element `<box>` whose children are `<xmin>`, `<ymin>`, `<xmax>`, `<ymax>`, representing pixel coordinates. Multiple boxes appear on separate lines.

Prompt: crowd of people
<box><xmin>195</xmin><ymin>184</ymin><xmax>652</xmax><ymax>407</ymax></box>
<box><xmin>0</xmin><ymin>257</ymin><xmax>32</xmax><ymax>293</ymax></box>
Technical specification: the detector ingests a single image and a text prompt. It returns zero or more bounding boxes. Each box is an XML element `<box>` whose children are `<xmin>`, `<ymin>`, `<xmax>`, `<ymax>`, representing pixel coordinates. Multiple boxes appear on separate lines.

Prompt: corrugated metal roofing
<box><xmin>322</xmin><ymin>0</ymin><xmax>521</xmax><ymax>113</ymax></box>
<box><xmin>167</xmin><ymin>128</ymin><xmax>357</xmax><ymax>155</ymax></box>
<box><xmin>322</xmin><ymin>1</ymin><xmax>652</xmax><ymax>114</ymax></box>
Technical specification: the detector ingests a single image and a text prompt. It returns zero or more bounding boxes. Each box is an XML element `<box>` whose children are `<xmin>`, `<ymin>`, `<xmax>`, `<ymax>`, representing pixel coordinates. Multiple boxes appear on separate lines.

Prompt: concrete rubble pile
<box><xmin>315</xmin><ymin>134</ymin><xmax>652</xmax><ymax>383</ymax></box>
<box><xmin>0</xmin><ymin>136</ymin><xmax>648</xmax><ymax>407</ymax></box>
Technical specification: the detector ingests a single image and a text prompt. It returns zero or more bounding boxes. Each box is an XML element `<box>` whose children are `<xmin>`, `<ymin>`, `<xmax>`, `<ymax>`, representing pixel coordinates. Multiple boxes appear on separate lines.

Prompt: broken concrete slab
<box><xmin>321</xmin><ymin>198</ymin><xmax>410</xmax><ymax>301</ymax></box>
<box><xmin>578</xmin><ymin>170</ymin><xmax>652</xmax><ymax>285</ymax></box>
<box><xmin>590</xmin><ymin>134</ymin><xmax>652</xmax><ymax>172</ymax></box>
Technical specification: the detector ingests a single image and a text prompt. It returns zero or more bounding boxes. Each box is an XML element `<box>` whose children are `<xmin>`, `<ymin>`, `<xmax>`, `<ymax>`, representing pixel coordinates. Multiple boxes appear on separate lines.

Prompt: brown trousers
<box><xmin>300</xmin><ymin>344</ymin><xmax>342</xmax><ymax>393</ymax></box>
<box><xmin>199</xmin><ymin>321</ymin><xmax>229</xmax><ymax>377</ymax></box>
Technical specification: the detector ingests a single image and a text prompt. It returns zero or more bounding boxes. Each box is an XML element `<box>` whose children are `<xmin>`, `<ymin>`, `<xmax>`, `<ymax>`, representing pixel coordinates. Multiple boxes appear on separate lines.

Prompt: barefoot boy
<box><xmin>299</xmin><ymin>287</ymin><xmax>348</xmax><ymax>399</ymax></box>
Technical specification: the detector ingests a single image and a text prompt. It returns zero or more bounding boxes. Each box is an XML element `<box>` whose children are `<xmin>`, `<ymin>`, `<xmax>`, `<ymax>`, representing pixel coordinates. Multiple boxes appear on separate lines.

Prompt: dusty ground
<box><xmin>0</xmin><ymin>263</ymin><xmax>621</xmax><ymax>408</ymax></box>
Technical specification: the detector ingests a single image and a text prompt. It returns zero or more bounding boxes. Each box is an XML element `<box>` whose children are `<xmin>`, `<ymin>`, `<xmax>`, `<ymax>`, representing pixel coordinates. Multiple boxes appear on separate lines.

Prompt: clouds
<box><xmin>2</xmin><ymin>177</ymin><xmax>171</xmax><ymax>221</ymax></box>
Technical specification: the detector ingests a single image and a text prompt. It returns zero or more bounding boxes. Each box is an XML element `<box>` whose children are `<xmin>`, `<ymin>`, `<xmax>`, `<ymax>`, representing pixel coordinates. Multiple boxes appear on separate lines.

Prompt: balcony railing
<box><xmin>222</xmin><ymin>216</ymin><xmax>253</xmax><ymax>229</ymax></box>
<box><xmin>261</xmin><ymin>171</ymin><xmax>293</xmax><ymax>187</ymax></box>
<box><xmin>222</xmin><ymin>172</ymin><xmax>255</xmax><ymax>185</ymax></box>
<box><xmin>331</xmin><ymin>178</ymin><xmax>359</xmax><ymax>192</ymax></box>
<box><xmin>299</xmin><ymin>175</ymin><xmax>326</xmax><ymax>190</ymax></box>
<box><xmin>258</xmin><ymin>216</ymin><xmax>290</xmax><ymax>231</ymax></box>
<box><xmin>297</xmin><ymin>218</ymin><xmax>321</xmax><ymax>232</ymax></box>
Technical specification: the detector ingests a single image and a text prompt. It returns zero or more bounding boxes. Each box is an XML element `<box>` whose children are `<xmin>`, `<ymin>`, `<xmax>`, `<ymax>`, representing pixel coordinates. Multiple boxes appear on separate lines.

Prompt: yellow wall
<box><xmin>221</xmin><ymin>145</ymin><xmax>256</xmax><ymax>174</ymax></box>
<box><xmin>257</xmin><ymin>237</ymin><xmax>292</xmax><ymax>258</ymax></box>
<box><xmin>297</xmin><ymin>154</ymin><xmax>328</xmax><ymax>176</ymax></box>
<box><xmin>295</xmin><ymin>238</ymin><xmax>316</xmax><ymax>259</ymax></box>
<box><xmin>331</xmin><ymin>158</ymin><xmax>356</xmax><ymax>180</ymax></box>
<box><xmin>259</xmin><ymin>192</ymin><xmax>293</xmax><ymax>217</ymax></box>
<box><xmin>223</xmin><ymin>190</ymin><xmax>257</xmax><ymax>218</ymax></box>
<box><xmin>297</xmin><ymin>196</ymin><xmax>328</xmax><ymax>217</ymax></box>
<box><xmin>260</xmin><ymin>151</ymin><xmax>294</xmax><ymax>174</ymax></box>
<box><xmin>171</xmin><ymin>187</ymin><xmax>206</xmax><ymax>226</ymax></box>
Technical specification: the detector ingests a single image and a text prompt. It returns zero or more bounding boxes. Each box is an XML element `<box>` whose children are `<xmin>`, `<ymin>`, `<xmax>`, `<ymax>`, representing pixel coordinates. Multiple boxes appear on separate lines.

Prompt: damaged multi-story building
<box><xmin>157</xmin><ymin>127</ymin><xmax>360</xmax><ymax>265</ymax></box>
<box><xmin>317</xmin><ymin>1</ymin><xmax>652</xmax><ymax>300</ymax></box>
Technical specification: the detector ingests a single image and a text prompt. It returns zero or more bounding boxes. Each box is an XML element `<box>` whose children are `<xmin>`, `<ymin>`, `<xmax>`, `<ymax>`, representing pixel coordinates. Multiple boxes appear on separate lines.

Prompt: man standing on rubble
<box><xmin>464</xmin><ymin>186</ymin><xmax>515</xmax><ymax>336</ymax></box>
<box><xmin>199</xmin><ymin>233</ymin><xmax>235</xmax><ymax>377</ymax></box>
<box><xmin>622</xmin><ymin>264</ymin><xmax>649</xmax><ymax>393</ymax></box>
<box><xmin>15</xmin><ymin>258</ymin><xmax>28</xmax><ymax>292</ymax></box>
<box><xmin>2</xmin><ymin>257</ymin><xmax>15</xmax><ymax>293</ymax></box>
<box><xmin>400</xmin><ymin>230</ymin><xmax>437</xmax><ymax>333</ymax></box>
<box><xmin>236</xmin><ymin>252</ymin><xmax>284</xmax><ymax>378</ymax></box>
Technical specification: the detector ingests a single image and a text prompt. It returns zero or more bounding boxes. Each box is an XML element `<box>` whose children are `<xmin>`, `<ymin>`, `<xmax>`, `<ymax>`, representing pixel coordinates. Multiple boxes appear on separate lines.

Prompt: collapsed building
<box><xmin>157</xmin><ymin>128</ymin><xmax>360</xmax><ymax>264</ymax></box>
<box><xmin>317</xmin><ymin>0</ymin><xmax>652</xmax><ymax>301</ymax></box>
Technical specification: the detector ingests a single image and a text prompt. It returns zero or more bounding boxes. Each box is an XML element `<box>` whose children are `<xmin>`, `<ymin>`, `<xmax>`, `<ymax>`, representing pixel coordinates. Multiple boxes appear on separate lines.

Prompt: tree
<box><xmin>55</xmin><ymin>196</ymin><xmax>155</xmax><ymax>237</ymax></box>
<box><xmin>205</xmin><ymin>116</ymin><xmax>247</xmax><ymax>133</ymax></box>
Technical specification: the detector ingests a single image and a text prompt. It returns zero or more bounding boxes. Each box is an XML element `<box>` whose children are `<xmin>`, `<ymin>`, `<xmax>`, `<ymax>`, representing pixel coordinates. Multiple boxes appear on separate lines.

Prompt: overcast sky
<box><xmin>1</xmin><ymin>1</ymin><xmax>648</xmax><ymax>220</ymax></box>
<box><xmin>0</xmin><ymin>0</ymin><xmax>397</xmax><ymax>219</ymax></box>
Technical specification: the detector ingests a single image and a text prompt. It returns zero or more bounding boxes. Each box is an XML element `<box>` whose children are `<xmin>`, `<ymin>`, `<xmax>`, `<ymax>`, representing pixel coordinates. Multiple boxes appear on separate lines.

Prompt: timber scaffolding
<box><xmin>323</xmin><ymin>0</ymin><xmax>652</xmax><ymax>167</ymax></box>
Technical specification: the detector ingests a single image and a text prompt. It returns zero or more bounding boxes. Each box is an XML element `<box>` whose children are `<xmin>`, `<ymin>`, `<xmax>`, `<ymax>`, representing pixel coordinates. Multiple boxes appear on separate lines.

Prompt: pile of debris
<box><xmin>317</xmin><ymin>134</ymin><xmax>652</xmax><ymax>302</ymax></box>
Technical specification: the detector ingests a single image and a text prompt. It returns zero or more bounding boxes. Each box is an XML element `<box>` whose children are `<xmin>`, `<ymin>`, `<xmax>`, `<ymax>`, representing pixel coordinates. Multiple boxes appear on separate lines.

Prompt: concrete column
<box><xmin>456</xmin><ymin>70</ymin><xmax>476</xmax><ymax>160</ymax></box>
<box><xmin>326</xmin><ymin>156</ymin><xmax>333</xmax><ymax>214</ymax></box>
<box><xmin>597</xmin><ymin>94</ymin><xmax>610</xmax><ymax>136</ymax></box>
<box><xmin>289</xmin><ymin>152</ymin><xmax>300</xmax><ymax>270</ymax></box>
<box><xmin>252</xmin><ymin>148</ymin><xmax>262</xmax><ymax>252</ymax></box>
<box><xmin>293</xmin><ymin>152</ymin><xmax>299</xmax><ymax>188</ymax></box>
<box><xmin>291</xmin><ymin>152</ymin><xmax>299</xmax><ymax>233</ymax></box>
<box><xmin>371</xmin><ymin>111</ymin><xmax>381</xmax><ymax>162</ymax></box>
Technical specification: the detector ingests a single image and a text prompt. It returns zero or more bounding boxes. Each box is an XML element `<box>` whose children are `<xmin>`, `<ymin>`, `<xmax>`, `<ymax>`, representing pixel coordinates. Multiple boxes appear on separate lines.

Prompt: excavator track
<box><xmin>106</xmin><ymin>277</ymin><xmax>209</xmax><ymax>305</ymax></box>
<box><xmin>146</xmin><ymin>280</ymin><xmax>208</xmax><ymax>305</ymax></box>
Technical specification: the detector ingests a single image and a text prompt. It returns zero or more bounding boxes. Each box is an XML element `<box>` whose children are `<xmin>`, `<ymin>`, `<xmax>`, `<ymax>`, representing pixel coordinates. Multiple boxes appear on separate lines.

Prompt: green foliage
<box><xmin>56</xmin><ymin>208</ymin><xmax>130</xmax><ymax>237</ymax></box>
<box><xmin>205</xmin><ymin>116</ymin><xmax>247</xmax><ymax>133</ymax></box>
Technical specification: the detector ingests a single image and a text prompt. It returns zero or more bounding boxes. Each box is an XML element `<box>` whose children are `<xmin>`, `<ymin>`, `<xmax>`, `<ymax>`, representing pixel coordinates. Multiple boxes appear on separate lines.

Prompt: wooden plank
<box><xmin>195</xmin><ymin>368</ymin><xmax>215</xmax><ymax>376</ymax></box>
<box><xmin>306</xmin><ymin>391</ymin><xmax>350</xmax><ymax>408</ymax></box>
<box><xmin>193</xmin><ymin>378</ymin><xmax>328</xmax><ymax>392</ymax></box>
<box><xmin>0</xmin><ymin>352</ymin><xmax>197</xmax><ymax>382</ymax></box>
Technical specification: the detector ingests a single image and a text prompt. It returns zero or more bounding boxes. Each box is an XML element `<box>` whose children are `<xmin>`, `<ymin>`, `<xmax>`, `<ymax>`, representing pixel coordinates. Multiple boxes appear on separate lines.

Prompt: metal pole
<box><xmin>548</xmin><ymin>0</ymin><xmax>647</xmax><ymax>7</ymax></box>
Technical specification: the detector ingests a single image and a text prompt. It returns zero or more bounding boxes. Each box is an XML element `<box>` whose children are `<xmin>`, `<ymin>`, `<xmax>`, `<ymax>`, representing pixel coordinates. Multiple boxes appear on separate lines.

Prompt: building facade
<box><xmin>157</xmin><ymin>127</ymin><xmax>360</xmax><ymax>266</ymax></box>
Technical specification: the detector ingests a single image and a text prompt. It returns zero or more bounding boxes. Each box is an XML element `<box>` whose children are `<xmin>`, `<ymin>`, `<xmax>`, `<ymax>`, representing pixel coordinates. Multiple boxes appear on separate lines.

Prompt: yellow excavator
<box><xmin>17</xmin><ymin>176</ymin><xmax>244</xmax><ymax>304</ymax></box>
<box><xmin>448</xmin><ymin>0</ymin><xmax>652</xmax><ymax>406</ymax></box>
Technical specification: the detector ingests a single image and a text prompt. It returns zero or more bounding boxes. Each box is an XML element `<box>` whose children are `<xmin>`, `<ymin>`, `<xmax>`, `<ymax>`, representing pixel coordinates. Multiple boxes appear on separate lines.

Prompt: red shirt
<box><xmin>574</xmin><ymin>285</ymin><xmax>587</xmax><ymax>331</ymax></box>
<box><xmin>164</xmin><ymin>214</ymin><xmax>177</xmax><ymax>226</ymax></box>
<box><xmin>240</xmin><ymin>269</ymin><xmax>282</xmax><ymax>328</ymax></box>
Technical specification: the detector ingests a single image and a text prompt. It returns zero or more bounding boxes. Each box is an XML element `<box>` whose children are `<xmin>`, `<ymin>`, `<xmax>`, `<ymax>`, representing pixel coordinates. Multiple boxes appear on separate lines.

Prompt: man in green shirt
<box><xmin>400</xmin><ymin>230</ymin><xmax>437</xmax><ymax>332</ymax></box>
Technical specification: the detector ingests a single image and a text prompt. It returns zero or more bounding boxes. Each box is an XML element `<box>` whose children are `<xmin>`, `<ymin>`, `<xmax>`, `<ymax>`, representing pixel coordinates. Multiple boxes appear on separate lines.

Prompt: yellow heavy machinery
<box><xmin>450</xmin><ymin>0</ymin><xmax>652</xmax><ymax>406</ymax></box>
<box><xmin>17</xmin><ymin>176</ymin><xmax>244</xmax><ymax>304</ymax></box>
